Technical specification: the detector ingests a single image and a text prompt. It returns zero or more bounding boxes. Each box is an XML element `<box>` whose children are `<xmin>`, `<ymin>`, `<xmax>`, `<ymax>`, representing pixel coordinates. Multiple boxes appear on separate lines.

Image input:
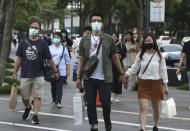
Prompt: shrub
<box><xmin>7</xmin><ymin>58</ymin><xmax>15</xmax><ymax>63</ymax></box>
<box><xmin>177</xmin><ymin>84</ymin><xmax>189</xmax><ymax>90</ymax></box>
<box><xmin>5</xmin><ymin>63</ymin><xmax>14</xmax><ymax>69</ymax></box>
<box><xmin>4</xmin><ymin>78</ymin><xmax>20</xmax><ymax>85</ymax></box>
<box><xmin>0</xmin><ymin>85</ymin><xmax>21</xmax><ymax>94</ymax></box>
<box><xmin>5</xmin><ymin>70</ymin><xmax>13</xmax><ymax>76</ymax></box>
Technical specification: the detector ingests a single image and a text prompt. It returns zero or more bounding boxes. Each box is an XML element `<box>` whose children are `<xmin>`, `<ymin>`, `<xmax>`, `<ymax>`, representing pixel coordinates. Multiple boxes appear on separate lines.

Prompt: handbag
<box><xmin>9</xmin><ymin>85</ymin><xmax>18</xmax><ymax>109</ymax></box>
<box><xmin>44</xmin><ymin>45</ymin><xmax>65</xmax><ymax>82</ymax></box>
<box><xmin>160</xmin><ymin>98</ymin><xmax>177</xmax><ymax>118</ymax></box>
<box><xmin>82</xmin><ymin>39</ymin><xmax>102</xmax><ymax>77</ymax></box>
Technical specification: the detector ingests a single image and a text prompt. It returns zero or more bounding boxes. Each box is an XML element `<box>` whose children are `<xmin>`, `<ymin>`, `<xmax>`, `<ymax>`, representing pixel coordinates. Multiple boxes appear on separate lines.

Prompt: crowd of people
<box><xmin>12</xmin><ymin>12</ymin><xmax>190</xmax><ymax>131</ymax></box>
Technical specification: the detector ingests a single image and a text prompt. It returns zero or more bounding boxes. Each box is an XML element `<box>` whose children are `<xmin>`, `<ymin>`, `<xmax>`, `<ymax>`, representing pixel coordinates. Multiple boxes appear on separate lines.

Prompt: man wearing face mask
<box><xmin>76</xmin><ymin>13</ymin><xmax>126</xmax><ymax>131</ymax></box>
<box><xmin>13</xmin><ymin>22</ymin><xmax>59</xmax><ymax>124</ymax></box>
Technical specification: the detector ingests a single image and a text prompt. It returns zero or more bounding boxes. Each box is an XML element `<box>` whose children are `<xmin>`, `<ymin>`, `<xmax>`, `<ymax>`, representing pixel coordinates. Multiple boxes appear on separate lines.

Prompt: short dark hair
<box><xmin>61</xmin><ymin>29</ymin><xmax>68</xmax><ymax>38</ymax></box>
<box><xmin>112</xmin><ymin>31</ymin><xmax>119</xmax><ymax>38</ymax></box>
<box><xmin>89</xmin><ymin>12</ymin><xmax>104</xmax><ymax>22</ymax></box>
<box><xmin>53</xmin><ymin>32</ymin><xmax>62</xmax><ymax>39</ymax></box>
<box><xmin>30</xmin><ymin>21</ymin><xmax>42</xmax><ymax>31</ymax></box>
<box><xmin>83</xmin><ymin>26</ymin><xmax>92</xmax><ymax>32</ymax></box>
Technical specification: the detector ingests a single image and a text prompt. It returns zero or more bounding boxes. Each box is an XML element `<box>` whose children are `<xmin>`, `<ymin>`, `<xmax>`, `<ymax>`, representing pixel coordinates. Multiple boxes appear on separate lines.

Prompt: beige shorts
<box><xmin>20</xmin><ymin>76</ymin><xmax>44</xmax><ymax>99</ymax></box>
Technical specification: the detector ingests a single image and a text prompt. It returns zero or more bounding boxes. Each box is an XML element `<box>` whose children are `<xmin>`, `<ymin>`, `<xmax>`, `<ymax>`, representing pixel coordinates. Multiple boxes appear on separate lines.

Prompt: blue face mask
<box><xmin>52</xmin><ymin>38</ymin><xmax>60</xmax><ymax>44</ymax></box>
<box><xmin>62</xmin><ymin>33</ymin><xmax>66</xmax><ymax>38</ymax></box>
<box><xmin>29</xmin><ymin>28</ymin><xmax>38</xmax><ymax>36</ymax></box>
<box><xmin>92</xmin><ymin>22</ymin><xmax>102</xmax><ymax>32</ymax></box>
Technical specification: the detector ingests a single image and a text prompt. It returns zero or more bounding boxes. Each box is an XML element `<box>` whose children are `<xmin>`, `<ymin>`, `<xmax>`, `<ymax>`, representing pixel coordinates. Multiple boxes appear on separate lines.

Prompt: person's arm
<box><xmin>76</xmin><ymin>56</ymin><xmax>84</xmax><ymax>88</ymax></box>
<box><xmin>48</xmin><ymin>59</ymin><xmax>59</xmax><ymax>79</ymax></box>
<box><xmin>65</xmin><ymin>47</ymin><xmax>71</xmax><ymax>76</ymax></box>
<box><xmin>160</xmin><ymin>55</ymin><xmax>169</xmax><ymax>99</ymax></box>
<box><xmin>176</xmin><ymin>53</ymin><xmax>186</xmax><ymax>74</ymax></box>
<box><xmin>13</xmin><ymin>56</ymin><xmax>22</xmax><ymax>79</ymax></box>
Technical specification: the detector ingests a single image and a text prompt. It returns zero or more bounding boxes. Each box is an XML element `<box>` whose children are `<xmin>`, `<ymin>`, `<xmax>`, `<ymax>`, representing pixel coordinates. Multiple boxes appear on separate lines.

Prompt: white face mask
<box><xmin>92</xmin><ymin>22</ymin><xmax>102</xmax><ymax>32</ymax></box>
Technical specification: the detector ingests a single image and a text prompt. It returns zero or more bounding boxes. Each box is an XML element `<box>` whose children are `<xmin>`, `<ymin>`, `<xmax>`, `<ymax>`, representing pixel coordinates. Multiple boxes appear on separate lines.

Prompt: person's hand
<box><xmin>119</xmin><ymin>74</ymin><xmax>126</xmax><ymax>84</ymax></box>
<box><xmin>12</xmin><ymin>73</ymin><xmax>16</xmax><ymax>80</ymax></box>
<box><xmin>125</xmin><ymin>74</ymin><xmax>129</xmax><ymax>80</ymax></box>
<box><xmin>76</xmin><ymin>79</ymin><xmax>82</xmax><ymax>89</ymax></box>
<box><xmin>54</xmin><ymin>72</ymin><xmax>59</xmax><ymax>80</ymax></box>
<box><xmin>66</xmin><ymin>70</ymin><xmax>70</xmax><ymax>76</ymax></box>
<box><xmin>176</xmin><ymin>68</ymin><xmax>181</xmax><ymax>75</ymax></box>
<box><xmin>164</xmin><ymin>84</ymin><xmax>169</xmax><ymax>100</ymax></box>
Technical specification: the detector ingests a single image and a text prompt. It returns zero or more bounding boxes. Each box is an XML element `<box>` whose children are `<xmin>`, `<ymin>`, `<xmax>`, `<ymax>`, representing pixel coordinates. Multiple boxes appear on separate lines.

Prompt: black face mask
<box><xmin>143</xmin><ymin>43</ymin><xmax>154</xmax><ymax>50</ymax></box>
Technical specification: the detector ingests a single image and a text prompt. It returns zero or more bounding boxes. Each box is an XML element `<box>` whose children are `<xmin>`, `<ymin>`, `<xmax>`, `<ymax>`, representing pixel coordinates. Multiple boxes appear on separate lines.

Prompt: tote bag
<box><xmin>160</xmin><ymin>98</ymin><xmax>177</xmax><ymax>118</ymax></box>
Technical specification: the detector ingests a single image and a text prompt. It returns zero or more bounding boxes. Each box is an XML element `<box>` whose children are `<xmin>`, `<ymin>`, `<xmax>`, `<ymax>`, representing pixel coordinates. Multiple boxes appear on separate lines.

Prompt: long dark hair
<box><xmin>124</xmin><ymin>31</ymin><xmax>135</xmax><ymax>44</ymax></box>
<box><xmin>140</xmin><ymin>33</ymin><xmax>162</xmax><ymax>62</ymax></box>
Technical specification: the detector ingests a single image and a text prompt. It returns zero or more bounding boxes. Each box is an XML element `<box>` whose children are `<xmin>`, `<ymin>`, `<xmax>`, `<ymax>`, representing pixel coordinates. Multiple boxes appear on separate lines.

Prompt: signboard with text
<box><xmin>150</xmin><ymin>0</ymin><xmax>165</xmax><ymax>22</ymax></box>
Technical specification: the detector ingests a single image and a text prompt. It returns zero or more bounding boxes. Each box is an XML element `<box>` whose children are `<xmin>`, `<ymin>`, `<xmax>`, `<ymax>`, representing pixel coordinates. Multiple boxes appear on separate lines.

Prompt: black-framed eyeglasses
<box><xmin>90</xmin><ymin>19</ymin><xmax>102</xmax><ymax>23</ymax></box>
<box><xmin>30</xmin><ymin>26</ymin><xmax>38</xmax><ymax>30</ymax></box>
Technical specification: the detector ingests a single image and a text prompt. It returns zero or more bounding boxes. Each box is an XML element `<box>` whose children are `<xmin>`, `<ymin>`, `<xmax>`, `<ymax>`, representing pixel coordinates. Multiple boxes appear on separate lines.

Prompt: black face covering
<box><xmin>143</xmin><ymin>43</ymin><xmax>154</xmax><ymax>50</ymax></box>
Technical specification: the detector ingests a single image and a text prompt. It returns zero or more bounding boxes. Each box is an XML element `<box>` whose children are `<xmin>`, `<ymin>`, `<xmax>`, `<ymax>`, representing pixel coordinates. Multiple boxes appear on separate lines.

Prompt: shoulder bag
<box><xmin>82</xmin><ymin>39</ymin><xmax>102</xmax><ymax>77</ymax></box>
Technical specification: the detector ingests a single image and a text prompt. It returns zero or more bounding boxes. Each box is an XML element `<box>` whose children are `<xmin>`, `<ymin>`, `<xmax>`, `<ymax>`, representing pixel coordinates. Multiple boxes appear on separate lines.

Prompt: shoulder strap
<box><xmin>141</xmin><ymin>51</ymin><xmax>156</xmax><ymax>77</ymax></box>
<box><xmin>57</xmin><ymin>45</ymin><xmax>65</xmax><ymax>66</ymax></box>
<box><xmin>95</xmin><ymin>38</ymin><xmax>102</xmax><ymax>56</ymax></box>
<box><xmin>24</xmin><ymin>39</ymin><xmax>39</xmax><ymax>57</ymax></box>
<box><xmin>24</xmin><ymin>39</ymin><xmax>45</xmax><ymax>70</ymax></box>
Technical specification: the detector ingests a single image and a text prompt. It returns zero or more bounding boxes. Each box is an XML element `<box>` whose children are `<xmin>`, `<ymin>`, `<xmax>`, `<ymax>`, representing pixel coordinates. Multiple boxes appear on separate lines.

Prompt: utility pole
<box><xmin>71</xmin><ymin>2</ymin><xmax>73</xmax><ymax>40</ymax></box>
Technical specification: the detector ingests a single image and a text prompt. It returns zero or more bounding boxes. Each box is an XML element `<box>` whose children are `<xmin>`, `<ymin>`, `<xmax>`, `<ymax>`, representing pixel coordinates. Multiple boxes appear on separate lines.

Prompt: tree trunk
<box><xmin>0</xmin><ymin>0</ymin><xmax>16</xmax><ymax>85</ymax></box>
<box><xmin>136</xmin><ymin>12</ymin><xmax>144</xmax><ymax>36</ymax></box>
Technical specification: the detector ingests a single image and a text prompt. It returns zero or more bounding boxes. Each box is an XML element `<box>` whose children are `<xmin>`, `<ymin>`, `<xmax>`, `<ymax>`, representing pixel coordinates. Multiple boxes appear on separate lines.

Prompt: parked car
<box><xmin>157</xmin><ymin>36</ymin><xmax>171</xmax><ymax>47</ymax></box>
<box><xmin>160</xmin><ymin>44</ymin><xmax>182</xmax><ymax>66</ymax></box>
<box><xmin>181</xmin><ymin>37</ymin><xmax>190</xmax><ymax>46</ymax></box>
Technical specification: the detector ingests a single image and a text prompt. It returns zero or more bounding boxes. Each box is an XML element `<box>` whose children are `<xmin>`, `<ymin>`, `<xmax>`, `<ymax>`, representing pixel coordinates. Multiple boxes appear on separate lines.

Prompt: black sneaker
<box><xmin>153</xmin><ymin>126</ymin><xmax>158</xmax><ymax>131</ymax></box>
<box><xmin>32</xmin><ymin>115</ymin><xmax>40</xmax><ymax>124</ymax></box>
<box><xmin>22</xmin><ymin>106</ymin><xmax>31</xmax><ymax>120</ymax></box>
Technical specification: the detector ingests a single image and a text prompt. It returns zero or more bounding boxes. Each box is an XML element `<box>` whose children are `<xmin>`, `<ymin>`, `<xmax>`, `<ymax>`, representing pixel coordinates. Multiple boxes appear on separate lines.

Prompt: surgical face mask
<box><xmin>91</xmin><ymin>22</ymin><xmax>102</xmax><ymax>32</ymax></box>
<box><xmin>29</xmin><ymin>28</ymin><xmax>38</xmax><ymax>36</ymax></box>
<box><xmin>143</xmin><ymin>42</ymin><xmax>154</xmax><ymax>50</ymax></box>
<box><xmin>52</xmin><ymin>38</ymin><xmax>60</xmax><ymax>44</ymax></box>
<box><xmin>62</xmin><ymin>33</ymin><xmax>66</xmax><ymax>38</ymax></box>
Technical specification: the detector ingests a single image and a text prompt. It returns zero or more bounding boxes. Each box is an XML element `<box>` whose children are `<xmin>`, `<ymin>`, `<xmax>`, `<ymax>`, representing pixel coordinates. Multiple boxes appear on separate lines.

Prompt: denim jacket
<box><xmin>78</xmin><ymin>33</ymin><xmax>117</xmax><ymax>83</ymax></box>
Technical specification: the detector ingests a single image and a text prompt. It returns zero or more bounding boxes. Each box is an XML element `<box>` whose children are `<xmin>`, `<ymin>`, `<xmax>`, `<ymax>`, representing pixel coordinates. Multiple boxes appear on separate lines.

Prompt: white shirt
<box><xmin>72</xmin><ymin>37</ymin><xmax>82</xmax><ymax>55</ymax></box>
<box><xmin>126</xmin><ymin>52</ymin><xmax>168</xmax><ymax>83</ymax></box>
<box><xmin>49</xmin><ymin>44</ymin><xmax>70</xmax><ymax>76</ymax></box>
<box><xmin>89</xmin><ymin>35</ymin><xmax>104</xmax><ymax>80</ymax></box>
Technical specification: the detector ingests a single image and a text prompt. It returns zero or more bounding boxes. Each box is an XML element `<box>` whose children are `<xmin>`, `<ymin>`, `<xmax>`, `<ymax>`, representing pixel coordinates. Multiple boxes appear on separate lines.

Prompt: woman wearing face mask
<box><xmin>125</xmin><ymin>33</ymin><xmax>169</xmax><ymax>131</ymax></box>
<box><xmin>49</xmin><ymin>32</ymin><xmax>71</xmax><ymax>109</ymax></box>
<box><xmin>123</xmin><ymin>31</ymin><xmax>137</xmax><ymax>89</ymax></box>
<box><xmin>111</xmin><ymin>32</ymin><xmax>127</xmax><ymax>103</ymax></box>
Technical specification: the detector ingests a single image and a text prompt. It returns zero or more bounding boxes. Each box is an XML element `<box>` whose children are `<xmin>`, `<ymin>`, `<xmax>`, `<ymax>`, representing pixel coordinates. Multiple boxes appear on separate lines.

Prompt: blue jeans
<box><xmin>56</xmin><ymin>76</ymin><xmax>66</xmax><ymax>104</ymax></box>
<box><xmin>187</xmin><ymin>71</ymin><xmax>190</xmax><ymax>93</ymax></box>
<box><xmin>84</xmin><ymin>78</ymin><xmax>112</xmax><ymax>126</ymax></box>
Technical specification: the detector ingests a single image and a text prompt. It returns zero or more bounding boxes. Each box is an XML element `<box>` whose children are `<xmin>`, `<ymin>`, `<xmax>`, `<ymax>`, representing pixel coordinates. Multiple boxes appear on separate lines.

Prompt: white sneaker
<box><xmin>115</xmin><ymin>97</ymin><xmax>119</xmax><ymax>103</ymax></box>
<box><xmin>111</xmin><ymin>97</ymin><xmax>115</xmax><ymax>103</ymax></box>
<box><xmin>56</xmin><ymin>103</ymin><xmax>62</xmax><ymax>109</ymax></box>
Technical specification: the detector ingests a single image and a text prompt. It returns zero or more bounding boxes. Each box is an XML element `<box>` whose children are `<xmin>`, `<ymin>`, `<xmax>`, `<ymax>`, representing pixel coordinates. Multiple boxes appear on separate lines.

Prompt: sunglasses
<box><xmin>30</xmin><ymin>26</ymin><xmax>38</xmax><ymax>30</ymax></box>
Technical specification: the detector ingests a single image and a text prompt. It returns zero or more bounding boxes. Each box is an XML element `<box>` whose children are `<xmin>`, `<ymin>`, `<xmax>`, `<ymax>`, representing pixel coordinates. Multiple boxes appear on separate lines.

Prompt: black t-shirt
<box><xmin>182</xmin><ymin>42</ymin><xmax>190</xmax><ymax>71</ymax></box>
<box><xmin>16</xmin><ymin>38</ymin><xmax>52</xmax><ymax>78</ymax></box>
